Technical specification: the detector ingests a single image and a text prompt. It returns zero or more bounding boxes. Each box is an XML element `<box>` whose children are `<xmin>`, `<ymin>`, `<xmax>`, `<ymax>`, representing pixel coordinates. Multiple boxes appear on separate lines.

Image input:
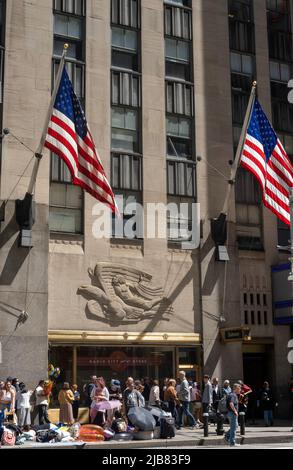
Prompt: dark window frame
<box><xmin>164</xmin><ymin>4</ymin><xmax>193</xmax><ymax>41</ymax></box>
<box><xmin>111</xmin><ymin>69</ymin><xmax>141</xmax><ymax>107</ymax></box>
<box><xmin>111</xmin><ymin>151</ymin><xmax>143</xmax><ymax>191</ymax></box>
<box><xmin>229</xmin><ymin>0</ymin><xmax>255</xmax><ymax>55</ymax></box>
<box><xmin>53</xmin><ymin>0</ymin><xmax>86</xmax><ymax>16</ymax></box>
<box><xmin>111</xmin><ymin>0</ymin><xmax>141</xmax><ymax>30</ymax></box>
<box><xmin>49</xmin><ymin>181</ymin><xmax>84</xmax><ymax>235</ymax></box>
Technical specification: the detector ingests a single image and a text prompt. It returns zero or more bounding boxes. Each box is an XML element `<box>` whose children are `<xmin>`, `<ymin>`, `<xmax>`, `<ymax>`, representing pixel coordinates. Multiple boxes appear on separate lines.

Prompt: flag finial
<box><xmin>252</xmin><ymin>80</ymin><xmax>257</xmax><ymax>87</ymax></box>
<box><xmin>63</xmin><ymin>43</ymin><xmax>69</xmax><ymax>50</ymax></box>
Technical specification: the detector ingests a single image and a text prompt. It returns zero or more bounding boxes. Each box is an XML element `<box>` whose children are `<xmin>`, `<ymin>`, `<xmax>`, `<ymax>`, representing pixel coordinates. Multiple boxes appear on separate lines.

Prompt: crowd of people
<box><xmin>1</xmin><ymin>374</ymin><xmax>292</xmax><ymax>447</ymax></box>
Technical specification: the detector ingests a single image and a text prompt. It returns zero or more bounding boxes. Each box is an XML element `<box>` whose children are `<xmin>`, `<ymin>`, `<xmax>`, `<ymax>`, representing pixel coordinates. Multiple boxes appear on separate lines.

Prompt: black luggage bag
<box><xmin>160</xmin><ymin>416</ymin><xmax>175</xmax><ymax>439</ymax></box>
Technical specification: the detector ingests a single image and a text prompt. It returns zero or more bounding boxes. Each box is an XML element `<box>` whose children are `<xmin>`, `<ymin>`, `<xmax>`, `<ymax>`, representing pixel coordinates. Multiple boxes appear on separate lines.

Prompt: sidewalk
<box><xmin>4</xmin><ymin>421</ymin><xmax>293</xmax><ymax>449</ymax></box>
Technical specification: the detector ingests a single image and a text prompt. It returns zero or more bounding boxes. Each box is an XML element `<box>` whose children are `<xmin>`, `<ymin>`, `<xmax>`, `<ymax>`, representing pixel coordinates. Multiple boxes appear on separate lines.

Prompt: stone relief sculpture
<box><xmin>78</xmin><ymin>262</ymin><xmax>174</xmax><ymax>325</ymax></box>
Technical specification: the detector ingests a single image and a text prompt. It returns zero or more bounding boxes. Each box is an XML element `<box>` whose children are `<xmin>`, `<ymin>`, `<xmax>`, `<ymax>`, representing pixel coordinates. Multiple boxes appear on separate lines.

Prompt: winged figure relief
<box><xmin>77</xmin><ymin>262</ymin><xmax>174</xmax><ymax>325</ymax></box>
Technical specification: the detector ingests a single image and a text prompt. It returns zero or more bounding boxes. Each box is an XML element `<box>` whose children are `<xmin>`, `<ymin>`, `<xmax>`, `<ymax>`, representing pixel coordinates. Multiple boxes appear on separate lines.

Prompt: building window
<box><xmin>53</xmin><ymin>13</ymin><xmax>84</xmax><ymax>60</ymax></box>
<box><xmin>167</xmin><ymin>196</ymin><xmax>193</xmax><ymax>243</ymax></box>
<box><xmin>264</xmin><ymin>311</ymin><xmax>268</xmax><ymax>325</ymax></box>
<box><xmin>111</xmin><ymin>0</ymin><xmax>140</xmax><ymax>29</ymax></box>
<box><xmin>271</xmin><ymin>82</ymin><xmax>293</xmax><ymax>133</ymax></box>
<box><xmin>251</xmin><ymin>310</ymin><xmax>255</xmax><ymax>324</ymax></box>
<box><xmin>111</xmin><ymin>153</ymin><xmax>142</xmax><ymax>191</ymax></box>
<box><xmin>165</xmin><ymin>4</ymin><xmax>192</xmax><ymax>40</ymax></box>
<box><xmin>165</xmin><ymin>0</ymin><xmax>191</xmax><ymax>6</ymax></box>
<box><xmin>111</xmin><ymin>107</ymin><xmax>139</xmax><ymax>153</ymax></box>
<box><xmin>244</xmin><ymin>310</ymin><xmax>248</xmax><ymax>325</ymax></box>
<box><xmin>112</xmin><ymin>70</ymin><xmax>140</xmax><ymax>107</ymax></box>
<box><xmin>267</xmin><ymin>0</ymin><xmax>291</xmax><ymax>32</ymax></box>
<box><xmin>165</xmin><ymin>38</ymin><xmax>191</xmax><ymax>81</ymax></box>
<box><xmin>257</xmin><ymin>311</ymin><xmax>261</xmax><ymax>325</ymax></box>
<box><xmin>166</xmin><ymin>116</ymin><xmax>192</xmax><ymax>160</ymax></box>
<box><xmin>112</xmin><ymin>25</ymin><xmax>139</xmax><ymax>72</ymax></box>
<box><xmin>111</xmin><ymin>7</ymin><xmax>142</xmax><ymax>239</ymax></box>
<box><xmin>165</xmin><ymin>1</ymin><xmax>195</xmax><ymax>244</ymax></box>
<box><xmin>268</xmin><ymin>31</ymin><xmax>292</xmax><ymax>61</ymax></box>
<box><xmin>236</xmin><ymin>168</ymin><xmax>263</xmax><ymax>251</ymax></box>
<box><xmin>167</xmin><ymin>160</ymin><xmax>196</xmax><ymax>197</ymax></box>
<box><xmin>229</xmin><ymin>0</ymin><xmax>255</xmax><ymax>53</ymax></box>
<box><xmin>166</xmin><ymin>81</ymin><xmax>193</xmax><ymax>116</ymax></box>
<box><xmin>267</xmin><ymin>0</ymin><xmax>292</xmax><ymax>60</ymax></box>
<box><xmin>49</xmin><ymin>183</ymin><xmax>83</xmax><ymax>234</ymax></box>
<box><xmin>231</xmin><ymin>74</ymin><xmax>252</xmax><ymax>125</ymax></box>
<box><xmin>270</xmin><ymin>61</ymin><xmax>292</xmax><ymax>82</ymax></box>
<box><xmin>230</xmin><ymin>52</ymin><xmax>254</xmax><ymax>75</ymax></box>
<box><xmin>54</xmin><ymin>0</ymin><xmax>85</xmax><ymax>15</ymax></box>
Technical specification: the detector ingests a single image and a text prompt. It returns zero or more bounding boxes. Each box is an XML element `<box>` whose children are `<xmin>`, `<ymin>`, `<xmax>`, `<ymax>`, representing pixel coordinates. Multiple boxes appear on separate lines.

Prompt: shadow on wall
<box><xmin>200</xmin><ymin>233</ymin><xmax>218</xmax><ymax>296</ymax></box>
<box><xmin>0</xmin><ymin>214</ymin><xmax>30</xmax><ymax>286</ymax></box>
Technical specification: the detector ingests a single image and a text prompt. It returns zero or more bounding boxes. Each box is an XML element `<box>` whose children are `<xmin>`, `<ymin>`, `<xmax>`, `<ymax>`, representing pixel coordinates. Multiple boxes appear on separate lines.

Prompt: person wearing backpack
<box><xmin>222</xmin><ymin>380</ymin><xmax>232</xmax><ymax>396</ymax></box>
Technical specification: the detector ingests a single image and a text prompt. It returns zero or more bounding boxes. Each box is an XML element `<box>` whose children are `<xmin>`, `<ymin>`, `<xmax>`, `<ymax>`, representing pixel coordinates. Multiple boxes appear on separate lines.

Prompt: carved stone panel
<box><xmin>78</xmin><ymin>262</ymin><xmax>174</xmax><ymax>326</ymax></box>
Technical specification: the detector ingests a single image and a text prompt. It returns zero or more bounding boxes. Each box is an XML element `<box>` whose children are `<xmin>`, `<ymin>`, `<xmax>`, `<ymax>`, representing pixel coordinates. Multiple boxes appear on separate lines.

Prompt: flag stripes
<box><xmin>44</xmin><ymin>69</ymin><xmax>117</xmax><ymax>214</ymax></box>
<box><xmin>240</xmin><ymin>99</ymin><xmax>293</xmax><ymax>226</ymax></box>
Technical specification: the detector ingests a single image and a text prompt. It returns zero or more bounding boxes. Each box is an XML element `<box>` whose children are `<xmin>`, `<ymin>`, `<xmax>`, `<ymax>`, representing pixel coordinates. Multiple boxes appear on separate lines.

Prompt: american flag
<box><xmin>241</xmin><ymin>98</ymin><xmax>293</xmax><ymax>226</ymax></box>
<box><xmin>44</xmin><ymin>68</ymin><xmax>118</xmax><ymax>214</ymax></box>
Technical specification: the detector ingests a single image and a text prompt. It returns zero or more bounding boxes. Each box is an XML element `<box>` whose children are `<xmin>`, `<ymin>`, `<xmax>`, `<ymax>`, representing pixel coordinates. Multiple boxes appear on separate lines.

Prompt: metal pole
<box><xmin>27</xmin><ymin>44</ymin><xmax>69</xmax><ymax>195</ymax></box>
<box><xmin>289</xmin><ymin>187</ymin><xmax>293</xmax><ymax>282</ymax></box>
<box><xmin>222</xmin><ymin>81</ymin><xmax>257</xmax><ymax>216</ymax></box>
<box><xmin>239</xmin><ymin>412</ymin><xmax>246</xmax><ymax>436</ymax></box>
<box><xmin>203</xmin><ymin>413</ymin><xmax>209</xmax><ymax>437</ymax></box>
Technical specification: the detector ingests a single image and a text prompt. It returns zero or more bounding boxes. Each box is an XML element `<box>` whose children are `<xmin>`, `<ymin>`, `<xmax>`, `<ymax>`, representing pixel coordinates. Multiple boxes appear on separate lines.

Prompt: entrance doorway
<box><xmin>243</xmin><ymin>344</ymin><xmax>275</xmax><ymax>420</ymax></box>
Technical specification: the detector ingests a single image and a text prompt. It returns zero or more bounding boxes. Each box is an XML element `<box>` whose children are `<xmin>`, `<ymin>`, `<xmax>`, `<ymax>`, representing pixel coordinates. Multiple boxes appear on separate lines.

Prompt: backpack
<box><xmin>1</xmin><ymin>428</ymin><xmax>16</xmax><ymax>446</ymax></box>
<box><xmin>36</xmin><ymin>429</ymin><xmax>58</xmax><ymax>443</ymax></box>
<box><xmin>112</xmin><ymin>418</ymin><xmax>127</xmax><ymax>434</ymax></box>
<box><xmin>160</xmin><ymin>416</ymin><xmax>175</xmax><ymax>439</ymax></box>
<box><xmin>30</xmin><ymin>389</ymin><xmax>37</xmax><ymax>407</ymax></box>
<box><xmin>261</xmin><ymin>391</ymin><xmax>269</xmax><ymax>402</ymax></box>
<box><xmin>218</xmin><ymin>395</ymin><xmax>229</xmax><ymax>414</ymax></box>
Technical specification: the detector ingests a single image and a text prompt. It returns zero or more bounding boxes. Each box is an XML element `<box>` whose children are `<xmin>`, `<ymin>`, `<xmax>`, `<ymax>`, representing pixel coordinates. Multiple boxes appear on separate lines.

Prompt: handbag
<box><xmin>5</xmin><ymin>411</ymin><xmax>18</xmax><ymax>426</ymax></box>
<box><xmin>1</xmin><ymin>428</ymin><xmax>16</xmax><ymax>446</ymax></box>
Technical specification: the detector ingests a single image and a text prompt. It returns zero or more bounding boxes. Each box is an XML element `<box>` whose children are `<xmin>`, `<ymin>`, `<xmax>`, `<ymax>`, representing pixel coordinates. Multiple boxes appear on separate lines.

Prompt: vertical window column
<box><xmin>267</xmin><ymin>0</ymin><xmax>293</xmax><ymax>248</ymax></box>
<box><xmin>111</xmin><ymin>0</ymin><xmax>142</xmax><ymax>238</ymax></box>
<box><xmin>164</xmin><ymin>0</ymin><xmax>195</xmax><ymax>244</ymax></box>
<box><xmin>49</xmin><ymin>0</ymin><xmax>85</xmax><ymax>234</ymax></box>
<box><xmin>229</xmin><ymin>0</ymin><xmax>262</xmax><ymax>251</ymax></box>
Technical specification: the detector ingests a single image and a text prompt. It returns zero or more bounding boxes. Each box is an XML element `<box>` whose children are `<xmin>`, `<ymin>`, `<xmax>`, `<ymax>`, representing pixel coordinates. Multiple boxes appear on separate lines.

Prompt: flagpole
<box><xmin>27</xmin><ymin>44</ymin><xmax>69</xmax><ymax>195</ymax></box>
<box><xmin>289</xmin><ymin>187</ymin><xmax>293</xmax><ymax>282</ymax></box>
<box><xmin>222</xmin><ymin>81</ymin><xmax>257</xmax><ymax>215</ymax></box>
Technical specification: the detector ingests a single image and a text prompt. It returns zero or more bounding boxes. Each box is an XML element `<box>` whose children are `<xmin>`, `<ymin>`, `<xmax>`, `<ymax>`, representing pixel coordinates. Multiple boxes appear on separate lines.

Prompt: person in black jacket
<box><xmin>258</xmin><ymin>381</ymin><xmax>276</xmax><ymax>426</ymax></box>
<box><xmin>212</xmin><ymin>377</ymin><xmax>224</xmax><ymax>434</ymax></box>
<box><xmin>212</xmin><ymin>377</ymin><xmax>222</xmax><ymax>412</ymax></box>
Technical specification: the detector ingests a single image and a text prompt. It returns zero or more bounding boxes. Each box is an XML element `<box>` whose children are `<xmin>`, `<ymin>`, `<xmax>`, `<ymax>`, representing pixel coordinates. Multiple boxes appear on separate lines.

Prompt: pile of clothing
<box><xmin>0</xmin><ymin>422</ymin><xmax>81</xmax><ymax>447</ymax></box>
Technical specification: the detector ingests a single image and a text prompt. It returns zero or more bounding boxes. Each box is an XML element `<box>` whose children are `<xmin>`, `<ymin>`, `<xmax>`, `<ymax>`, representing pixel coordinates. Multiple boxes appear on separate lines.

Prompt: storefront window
<box><xmin>49</xmin><ymin>346</ymin><xmax>73</xmax><ymax>407</ymax></box>
<box><xmin>49</xmin><ymin>345</ymin><xmax>202</xmax><ymax>407</ymax></box>
<box><xmin>177</xmin><ymin>347</ymin><xmax>202</xmax><ymax>382</ymax></box>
